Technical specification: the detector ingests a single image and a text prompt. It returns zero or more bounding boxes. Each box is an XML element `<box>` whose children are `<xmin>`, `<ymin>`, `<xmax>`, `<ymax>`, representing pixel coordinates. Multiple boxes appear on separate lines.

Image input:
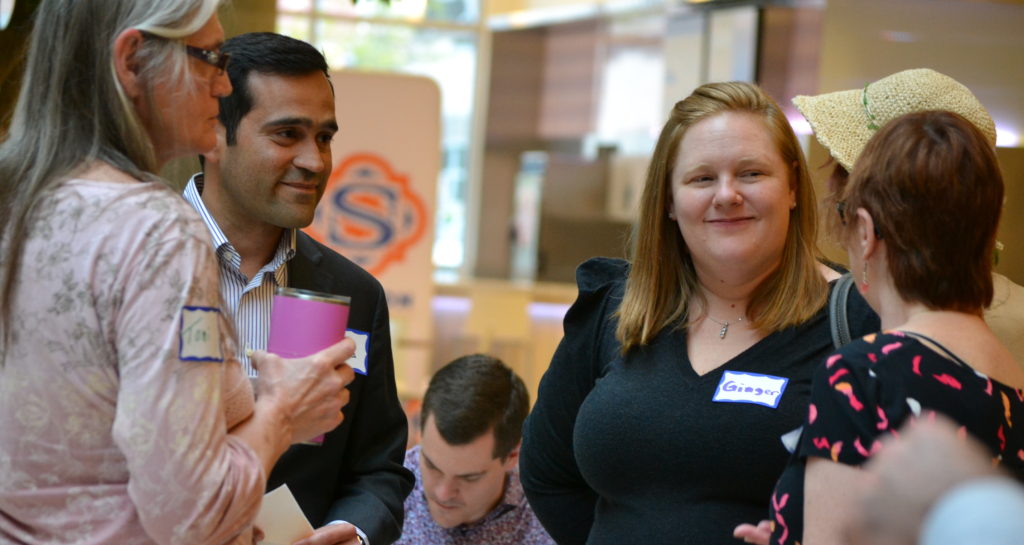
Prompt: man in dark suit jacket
<box><xmin>183</xmin><ymin>32</ymin><xmax>413</xmax><ymax>545</ymax></box>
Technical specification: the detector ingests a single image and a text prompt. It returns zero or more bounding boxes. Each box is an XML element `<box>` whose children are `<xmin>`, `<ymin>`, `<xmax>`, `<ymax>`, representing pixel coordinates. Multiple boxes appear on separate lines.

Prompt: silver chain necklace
<box><xmin>705</xmin><ymin>314</ymin><xmax>745</xmax><ymax>339</ymax></box>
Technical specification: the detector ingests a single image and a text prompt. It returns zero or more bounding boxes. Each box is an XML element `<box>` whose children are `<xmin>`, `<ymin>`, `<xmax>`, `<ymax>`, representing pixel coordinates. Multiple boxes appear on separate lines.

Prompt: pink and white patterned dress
<box><xmin>0</xmin><ymin>178</ymin><xmax>264</xmax><ymax>544</ymax></box>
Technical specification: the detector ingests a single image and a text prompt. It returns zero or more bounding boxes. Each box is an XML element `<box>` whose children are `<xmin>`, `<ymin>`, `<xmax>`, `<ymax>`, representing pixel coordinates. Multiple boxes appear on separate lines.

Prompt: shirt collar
<box><xmin>184</xmin><ymin>173</ymin><xmax>297</xmax><ymax>277</ymax></box>
<box><xmin>184</xmin><ymin>173</ymin><xmax>232</xmax><ymax>253</ymax></box>
<box><xmin>489</xmin><ymin>465</ymin><xmax>526</xmax><ymax>518</ymax></box>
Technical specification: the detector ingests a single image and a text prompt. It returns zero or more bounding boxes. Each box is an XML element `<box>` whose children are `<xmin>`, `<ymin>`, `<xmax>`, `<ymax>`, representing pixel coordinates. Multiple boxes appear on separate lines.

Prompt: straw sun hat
<box><xmin>792</xmin><ymin>68</ymin><xmax>997</xmax><ymax>172</ymax></box>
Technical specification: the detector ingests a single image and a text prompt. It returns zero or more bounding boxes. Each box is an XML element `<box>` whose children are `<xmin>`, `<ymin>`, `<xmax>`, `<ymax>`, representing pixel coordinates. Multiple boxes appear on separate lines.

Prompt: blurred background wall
<box><xmin>2</xmin><ymin>0</ymin><xmax>1022</xmax><ymax>401</ymax></box>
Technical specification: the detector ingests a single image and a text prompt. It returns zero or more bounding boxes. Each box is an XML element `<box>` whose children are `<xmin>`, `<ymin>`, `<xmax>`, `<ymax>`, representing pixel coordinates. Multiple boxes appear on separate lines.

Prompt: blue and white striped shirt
<box><xmin>184</xmin><ymin>174</ymin><xmax>296</xmax><ymax>377</ymax></box>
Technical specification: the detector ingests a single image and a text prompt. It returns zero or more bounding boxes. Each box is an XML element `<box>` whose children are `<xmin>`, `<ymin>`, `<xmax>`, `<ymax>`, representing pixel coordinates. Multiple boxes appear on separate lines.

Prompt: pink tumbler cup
<box><xmin>267</xmin><ymin>286</ymin><xmax>351</xmax><ymax>445</ymax></box>
<box><xmin>267</xmin><ymin>287</ymin><xmax>351</xmax><ymax>358</ymax></box>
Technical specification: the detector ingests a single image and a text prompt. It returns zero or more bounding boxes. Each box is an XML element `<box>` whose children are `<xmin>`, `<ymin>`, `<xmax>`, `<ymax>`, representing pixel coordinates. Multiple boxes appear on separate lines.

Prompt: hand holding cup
<box><xmin>252</xmin><ymin>339</ymin><xmax>356</xmax><ymax>445</ymax></box>
<box><xmin>257</xmin><ymin>287</ymin><xmax>354</xmax><ymax>444</ymax></box>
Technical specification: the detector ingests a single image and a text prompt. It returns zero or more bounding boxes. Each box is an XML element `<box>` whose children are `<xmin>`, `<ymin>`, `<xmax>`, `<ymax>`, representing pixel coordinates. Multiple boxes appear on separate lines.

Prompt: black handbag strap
<box><xmin>829</xmin><ymin>273</ymin><xmax>855</xmax><ymax>349</ymax></box>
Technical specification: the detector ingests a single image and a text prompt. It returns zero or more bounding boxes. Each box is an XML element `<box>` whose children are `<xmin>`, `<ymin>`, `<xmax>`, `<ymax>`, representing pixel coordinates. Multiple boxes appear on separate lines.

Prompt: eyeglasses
<box><xmin>184</xmin><ymin>44</ymin><xmax>230</xmax><ymax>74</ymax></box>
<box><xmin>835</xmin><ymin>200</ymin><xmax>884</xmax><ymax>239</ymax></box>
<box><xmin>139</xmin><ymin>30</ymin><xmax>230</xmax><ymax>75</ymax></box>
<box><xmin>835</xmin><ymin>200</ymin><xmax>848</xmax><ymax>225</ymax></box>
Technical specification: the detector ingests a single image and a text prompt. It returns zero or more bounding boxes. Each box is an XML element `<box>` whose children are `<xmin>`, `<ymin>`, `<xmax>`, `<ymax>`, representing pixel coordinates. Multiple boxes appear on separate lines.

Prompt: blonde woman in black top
<box><xmin>520</xmin><ymin>82</ymin><xmax>878</xmax><ymax>545</ymax></box>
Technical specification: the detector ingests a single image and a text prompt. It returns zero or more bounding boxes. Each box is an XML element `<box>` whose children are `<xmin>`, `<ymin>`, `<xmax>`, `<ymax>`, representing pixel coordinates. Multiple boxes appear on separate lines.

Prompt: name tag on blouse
<box><xmin>179</xmin><ymin>306</ymin><xmax>223</xmax><ymax>362</ymax></box>
<box><xmin>712</xmin><ymin>371</ymin><xmax>788</xmax><ymax>408</ymax></box>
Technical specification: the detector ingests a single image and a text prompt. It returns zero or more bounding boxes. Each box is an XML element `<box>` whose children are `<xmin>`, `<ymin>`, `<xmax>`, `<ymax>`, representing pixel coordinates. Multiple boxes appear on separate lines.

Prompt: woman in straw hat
<box><xmin>520</xmin><ymin>81</ymin><xmax>878</xmax><ymax>544</ymax></box>
<box><xmin>736</xmin><ymin>67</ymin><xmax>1024</xmax><ymax>545</ymax></box>
<box><xmin>0</xmin><ymin>1</ymin><xmax>355</xmax><ymax>542</ymax></box>
<box><xmin>797</xmin><ymin>68</ymin><xmax>1024</xmax><ymax>364</ymax></box>
<box><xmin>758</xmin><ymin>109</ymin><xmax>1024</xmax><ymax>545</ymax></box>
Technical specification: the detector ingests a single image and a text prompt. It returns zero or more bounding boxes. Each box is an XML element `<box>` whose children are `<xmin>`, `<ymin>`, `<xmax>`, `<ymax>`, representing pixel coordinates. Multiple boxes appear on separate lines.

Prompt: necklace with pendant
<box><xmin>705</xmin><ymin>314</ymin><xmax>745</xmax><ymax>339</ymax></box>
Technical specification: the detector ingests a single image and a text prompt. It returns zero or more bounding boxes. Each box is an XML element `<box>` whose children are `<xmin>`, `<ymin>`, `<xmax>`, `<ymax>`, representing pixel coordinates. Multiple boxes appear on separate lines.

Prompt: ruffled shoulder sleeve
<box><xmin>519</xmin><ymin>257</ymin><xmax>628</xmax><ymax>545</ymax></box>
<box><xmin>563</xmin><ymin>257</ymin><xmax>628</xmax><ymax>352</ymax></box>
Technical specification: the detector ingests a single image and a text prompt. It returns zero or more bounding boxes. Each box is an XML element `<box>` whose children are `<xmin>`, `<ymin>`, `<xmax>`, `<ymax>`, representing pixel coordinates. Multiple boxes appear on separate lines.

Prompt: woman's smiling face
<box><xmin>670</xmin><ymin>110</ymin><xmax>796</xmax><ymax>277</ymax></box>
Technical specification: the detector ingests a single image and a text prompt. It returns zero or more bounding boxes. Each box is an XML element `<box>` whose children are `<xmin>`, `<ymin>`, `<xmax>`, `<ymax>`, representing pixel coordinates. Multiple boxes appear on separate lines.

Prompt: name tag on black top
<box><xmin>712</xmin><ymin>371</ymin><xmax>788</xmax><ymax>408</ymax></box>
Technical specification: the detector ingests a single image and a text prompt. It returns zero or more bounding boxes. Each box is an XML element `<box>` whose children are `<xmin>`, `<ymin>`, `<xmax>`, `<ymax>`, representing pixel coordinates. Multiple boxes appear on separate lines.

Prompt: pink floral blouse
<box><xmin>0</xmin><ymin>179</ymin><xmax>264</xmax><ymax>544</ymax></box>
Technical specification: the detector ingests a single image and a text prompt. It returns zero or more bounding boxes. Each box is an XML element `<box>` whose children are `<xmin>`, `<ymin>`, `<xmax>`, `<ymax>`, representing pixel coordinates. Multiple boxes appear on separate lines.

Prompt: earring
<box><xmin>859</xmin><ymin>260</ymin><xmax>870</xmax><ymax>292</ymax></box>
<box><xmin>668</xmin><ymin>211</ymin><xmax>675</xmax><ymax>220</ymax></box>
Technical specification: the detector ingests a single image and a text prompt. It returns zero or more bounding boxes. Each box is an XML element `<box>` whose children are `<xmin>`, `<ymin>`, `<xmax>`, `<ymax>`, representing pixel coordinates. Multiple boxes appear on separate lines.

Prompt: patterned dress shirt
<box><xmin>396</xmin><ymin>446</ymin><xmax>555</xmax><ymax>545</ymax></box>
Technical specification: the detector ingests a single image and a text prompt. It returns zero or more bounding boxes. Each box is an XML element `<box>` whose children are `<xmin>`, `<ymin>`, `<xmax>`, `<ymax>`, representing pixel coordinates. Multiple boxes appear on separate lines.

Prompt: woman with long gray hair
<box><xmin>0</xmin><ymin>1</ymin><xmax>355</xmax><ymax>543</ymax></box>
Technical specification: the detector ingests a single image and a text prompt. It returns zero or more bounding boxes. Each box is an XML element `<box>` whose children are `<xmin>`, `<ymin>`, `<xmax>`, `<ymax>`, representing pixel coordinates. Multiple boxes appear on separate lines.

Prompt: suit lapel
<box><xmin>288</xmin><ymin>232</ymin><xmax>326</xmax><ymax>291</ymax></box>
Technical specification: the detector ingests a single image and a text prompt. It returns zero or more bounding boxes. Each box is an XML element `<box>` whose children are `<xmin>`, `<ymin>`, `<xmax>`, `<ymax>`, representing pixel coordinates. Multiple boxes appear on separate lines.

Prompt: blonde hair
<box><xmin>0</xmin><ymin>0</ymin><xmax>220</xmax><ymax>354</ymax></box>
<box><xmin>616</xmin><ymin>81</ymin><xmax>826</xmax><ymax>353</ymax></box>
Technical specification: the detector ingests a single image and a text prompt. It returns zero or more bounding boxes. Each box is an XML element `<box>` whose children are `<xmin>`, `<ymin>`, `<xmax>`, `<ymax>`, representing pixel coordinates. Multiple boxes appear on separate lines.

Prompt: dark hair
<box><xmin>218</xmin><ymin>32</ymin><xmax>331</xmax><ymax>145</ymax></box>
<box><xmin>838</xmin><ymin>110</ymin><xmax>1003</xmax><ymax>313</ymax></box>
<box><xmin>420</xmin><ymin>354</ymin><xmax>530</xmax><ymax>460</ymax></box>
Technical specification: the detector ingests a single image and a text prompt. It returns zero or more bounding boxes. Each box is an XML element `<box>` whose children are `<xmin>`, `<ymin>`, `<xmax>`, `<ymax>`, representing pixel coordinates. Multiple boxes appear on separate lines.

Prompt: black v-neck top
<box><xmin>520</xmin><ymin>257</ymin><xmax>880</xmax><ymax>545</ymax></box>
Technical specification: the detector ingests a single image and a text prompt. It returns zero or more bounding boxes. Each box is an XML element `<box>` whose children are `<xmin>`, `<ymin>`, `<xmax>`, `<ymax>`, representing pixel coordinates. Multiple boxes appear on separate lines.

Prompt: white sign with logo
<box><xmin>306</xmin><ymin>71</ymin><xmax>440</xmax><ymax>396</ymax></box>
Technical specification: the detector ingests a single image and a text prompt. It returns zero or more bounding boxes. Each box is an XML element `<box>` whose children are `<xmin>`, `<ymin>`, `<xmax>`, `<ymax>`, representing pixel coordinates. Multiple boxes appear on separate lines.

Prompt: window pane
<box><xmin>276</xmin><ymin>15</ymin><xmax>313</xmax><ymax>41</ymax></box>
<box><xmin>596</xmin><ymin>14</ymin><xmax>665</xmax><ymax>155</ymax></box>
<box><xmin>277</xmin><ymin>0</ymin><xmax>313</xmax><ymax>13</ymax></box>
<box><xmin>314</xmin><ymin>0</ymin><xmax>479</xmax><ymax>24</ymax></box>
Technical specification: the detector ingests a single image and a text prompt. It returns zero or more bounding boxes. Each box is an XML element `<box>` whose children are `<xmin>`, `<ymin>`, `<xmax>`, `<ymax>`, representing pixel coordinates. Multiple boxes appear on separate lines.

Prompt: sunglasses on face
<box><xmin>139</xmin><ymin>30</ymin><xmax>230</xmax><ymax>74</ymax></box>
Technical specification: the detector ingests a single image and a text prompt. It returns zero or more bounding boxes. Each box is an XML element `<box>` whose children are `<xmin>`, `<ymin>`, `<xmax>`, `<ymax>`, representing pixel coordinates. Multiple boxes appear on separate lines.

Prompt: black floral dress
<box><xmin>769</xmin><ymin>330</ymin><xmax>1024</xmax><ymax>545</ymax></box>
